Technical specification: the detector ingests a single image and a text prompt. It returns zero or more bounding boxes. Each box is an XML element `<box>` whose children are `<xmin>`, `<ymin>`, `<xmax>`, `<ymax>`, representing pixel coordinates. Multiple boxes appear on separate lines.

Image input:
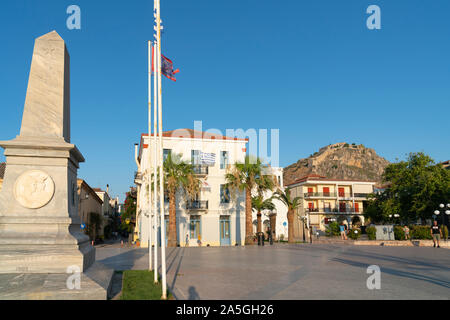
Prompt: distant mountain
<box><xmin>283</xmin><ymin>143</ymin><xmax>390</xmax><ymax>186</ymax></box>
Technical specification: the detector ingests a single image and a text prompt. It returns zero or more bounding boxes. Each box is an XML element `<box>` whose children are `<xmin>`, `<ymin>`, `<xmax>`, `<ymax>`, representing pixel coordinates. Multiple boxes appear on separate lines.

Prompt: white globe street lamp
<box><xmin>435</xmin><ymin>204</ymin><xmax>450</xmax><ymax>234</ymax></box>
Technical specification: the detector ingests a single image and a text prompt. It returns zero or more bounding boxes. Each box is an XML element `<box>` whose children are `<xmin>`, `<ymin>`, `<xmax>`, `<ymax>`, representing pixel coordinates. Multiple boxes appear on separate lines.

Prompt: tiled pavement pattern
<box><xmin>96</xmin><ymin>243</ymin><xmax>450</xmax><ymax>300</ymax></box>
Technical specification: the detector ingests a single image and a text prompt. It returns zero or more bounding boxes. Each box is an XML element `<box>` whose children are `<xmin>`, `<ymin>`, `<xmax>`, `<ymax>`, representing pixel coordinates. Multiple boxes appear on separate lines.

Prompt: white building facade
<box><xmin>251</xmin><ymin>167</ymin><xmax>288</xmax><ymax>241</ymax></box>
<box><xmin>135</xmin><ymin>129</ymin><xmax>248</xmax><ymax>247</ymax></box>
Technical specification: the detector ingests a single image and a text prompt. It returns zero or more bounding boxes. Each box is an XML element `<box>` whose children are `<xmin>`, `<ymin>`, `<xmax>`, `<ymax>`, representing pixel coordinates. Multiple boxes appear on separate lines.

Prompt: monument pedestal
<box><xmin>0</xmin><ymin>137</ymin><xmax>94</xmax><ymax>274</ymax></box>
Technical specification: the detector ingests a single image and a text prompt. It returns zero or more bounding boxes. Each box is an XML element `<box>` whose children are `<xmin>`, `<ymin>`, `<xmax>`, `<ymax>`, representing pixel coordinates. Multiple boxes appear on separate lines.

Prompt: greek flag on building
<box><xmin>201</xmin><ymin>152</ymin><xmax>216</xmax><ymax>165</ymax></box>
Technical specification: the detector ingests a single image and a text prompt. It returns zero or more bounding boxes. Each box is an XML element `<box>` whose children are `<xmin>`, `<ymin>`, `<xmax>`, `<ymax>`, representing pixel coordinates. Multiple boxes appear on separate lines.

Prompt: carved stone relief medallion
<box><xmin>13</xmin><ymin>170</ymin><xmax>55</xmax><ymax>209</ymax></box>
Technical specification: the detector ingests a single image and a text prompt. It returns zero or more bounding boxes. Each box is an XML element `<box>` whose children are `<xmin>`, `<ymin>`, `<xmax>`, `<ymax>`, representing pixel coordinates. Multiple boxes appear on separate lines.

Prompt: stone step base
<box><xmin>0</xmin><ymin>246</ymin><xmax>95</xmax><ymax>273</ymax></box>
<box><xmin>0</xmin><ymin>262</ymin><xmax>114</xmax><ymax>300</ymax></box>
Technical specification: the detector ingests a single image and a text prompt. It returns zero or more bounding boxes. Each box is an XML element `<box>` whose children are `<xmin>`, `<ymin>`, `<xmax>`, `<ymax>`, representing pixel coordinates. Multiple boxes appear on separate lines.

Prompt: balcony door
<box><xmin>220</xmin><ymin>216</ymin><xmax>231</xmax><ymax>246</ymax></box>
<box><xmin>158</xmin><ymin>217</ymin><xmax>169</xmax><ymax>247</ymax></box>
<box><xmin>338</xmin><ymin>187</ymin><xmax>345</xmax><ymax>197</ymax></box>
<box><xmin>190</xmin><ymin>216</ymin><xmax>201</xmax><ymax>244</ymax></box>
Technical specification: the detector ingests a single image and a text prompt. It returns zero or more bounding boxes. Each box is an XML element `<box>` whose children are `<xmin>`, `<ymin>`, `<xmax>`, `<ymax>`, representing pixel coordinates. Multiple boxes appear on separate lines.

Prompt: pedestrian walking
<box><xmin>431</xmin><ymin>221</ymin><xmax>442</xmax><ymax>248</ymax></box>
<box><xmin>403</xmin><ymin>225</ymin><xmax>410</xmax><ymax>240</ymax></box>
<box><xmin>339</xmin><ymin>223</ymin><xmax>347</xmax><ymax>240</ymax></box>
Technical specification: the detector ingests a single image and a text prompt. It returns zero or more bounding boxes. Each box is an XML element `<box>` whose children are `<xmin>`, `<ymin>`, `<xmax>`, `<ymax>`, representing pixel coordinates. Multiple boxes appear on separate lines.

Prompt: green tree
<box><xmin>251</xmin><ymin>195</ymin><xmax>276</xmax><ymax>234</ymax></box>
<box><xmin>274</xmin><ymin>187</ymin><xmax>301</xmax><ymax>243</ymax></box>
<box><xmin>164</xmin><ymin>152</ymin><xmax>200</xmax><ymax>247</ymax></box>
<box><xmin>87</xmin><ymin>212</ymin><xmax>102</xmax><ymax>241</ymax></box>
<box><xmin>226</xmin><ymin>156</ymin><xmax>272</xmax><ymax>245</ymax></box>
<box><xmin>121</xmin><ymin>191</ymin><xmax>137</xmax><ymax>234</ymax></box>
<box><xmin>364</xmin><ymin>152</ymin><xmax>450</xmax><ymax>224</ymax></box>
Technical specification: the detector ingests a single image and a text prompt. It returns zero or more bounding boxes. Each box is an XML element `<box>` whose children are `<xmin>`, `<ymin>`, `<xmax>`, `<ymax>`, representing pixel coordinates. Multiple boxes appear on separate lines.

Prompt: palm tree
<box><xmin>253</xmin><ymin>174</ymin><xmax>276</xmax><ymax>233</ymax></box>
<box><xmin>225</xmin><ymin>156</ymin><xmax>275</xmax><ymax>245</ymax></box>
<box><xmin>163</xmin><ymin>152</ymin><xmax>200</xmax><ymax>247</ymax></box>
<box><xmin>252</xmin><ymin>195</ymin><xmax>275</xmax><ymax>234</ymax></box>
<box><xmin>274</xmin><ymin>187</ymin><xmax>301</xmax><ymax>243</ymax></box>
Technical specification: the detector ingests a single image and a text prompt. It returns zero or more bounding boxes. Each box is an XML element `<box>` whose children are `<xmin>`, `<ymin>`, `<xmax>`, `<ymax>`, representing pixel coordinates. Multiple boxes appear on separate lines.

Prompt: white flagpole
<box><xmin>147</xmin><ymin>40</ymin><xmax>153</xmax><ymax>271</ymax></box>
<box><xmin>156</xmin><ymin>0</ymin><xmax>167</xmax><ymax>300</ymax></box>
<box><xmin>152</xmin><ymin>37</ymin><xmax>159</xmax><ymax>284</ymax></box>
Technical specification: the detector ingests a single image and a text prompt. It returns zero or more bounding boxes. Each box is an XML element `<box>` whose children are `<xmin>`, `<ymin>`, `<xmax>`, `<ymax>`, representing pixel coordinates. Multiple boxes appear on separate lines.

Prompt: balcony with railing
<box><xmin>192</xmin><ymin>165</ymin><xmax>209</xmax><ymax>176</ymax></box>
<box><xmin>337</xmin><ymin>192</ymin><xmax>351</xmax><ymax>198</ymax></box>
<box><xmin>353</xmin><ymin>193</ymin><xmax>370</xmax><ymax>199</ymax></box>
<box><xmin>304</xmin><ymin>192</ymin><xmax>337</xmax><ymax>198</ymax></box>
<box><xmin>307</xmin><ymin>207</ymin><xmax>363</xmax><ymax>214</ymax></box>
<box><xmin>337</xmin><ymin>192</ymin><xmax>370</xmax><ymax>199</ymax></box>
<box><xmin>186</xmin><ymin>200</ymin><xmax>208</xmax><ymax>210</ymax></box>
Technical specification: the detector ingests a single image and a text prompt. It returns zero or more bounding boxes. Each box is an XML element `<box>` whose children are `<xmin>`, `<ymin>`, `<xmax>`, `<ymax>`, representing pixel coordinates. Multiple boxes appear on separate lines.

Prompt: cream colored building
<box><xmin>94</xmin><ymin>186</ymin><xmax>114</xmax><ymax>217</ymax></box>
<box><xmin>77</xmin><ymin>179</ymin><xmax>103</xmax><ymax>238</ymax></box>
<box><xmin>0</xmin><ymin>163</ymin><xmax>5</xmax><ymax>192</ymax></box>
<box><xmin>285</xmin><ymin>175</ymin><xmax>376</xmax><ymax>238</ymax></box>
<box><xmin>93</xmin><ymin>186</ymin><xmax>114</xmax><ymax>237</ymax></box>
<box><xmin>135</xmin><ymin>129</ymin><xmax>248</xmax><ymax>247</ymax></box>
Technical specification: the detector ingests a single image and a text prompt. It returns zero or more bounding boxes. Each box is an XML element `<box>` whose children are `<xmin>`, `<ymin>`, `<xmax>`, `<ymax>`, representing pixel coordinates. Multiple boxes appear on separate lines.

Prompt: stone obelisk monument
<box><xmin>0</xmin><ymin>31</ymin><xmax>95</xmax><ymax>274</ymax></box>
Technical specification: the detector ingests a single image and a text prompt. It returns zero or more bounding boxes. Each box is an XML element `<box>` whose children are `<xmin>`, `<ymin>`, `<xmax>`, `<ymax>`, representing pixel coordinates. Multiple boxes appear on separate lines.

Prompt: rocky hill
<box><xmin>284</xmin><ymin>143</ymin><xmax>390</xmax><ymax>185</ymax></box>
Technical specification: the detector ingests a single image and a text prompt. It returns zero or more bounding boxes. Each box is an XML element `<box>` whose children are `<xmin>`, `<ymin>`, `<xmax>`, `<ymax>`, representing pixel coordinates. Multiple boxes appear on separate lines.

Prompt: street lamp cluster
<box><xmin>434</xmin><ymin>203</ymin><xmax>450</xmax><ymax>226</ymax></box>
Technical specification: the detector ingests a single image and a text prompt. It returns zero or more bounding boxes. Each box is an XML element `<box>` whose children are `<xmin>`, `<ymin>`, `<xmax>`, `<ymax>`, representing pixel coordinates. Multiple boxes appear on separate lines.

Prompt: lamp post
<box><xmin>299</xmin><ymin>215</ymin><xmax>307</xmax><ymax>242</ymax></box>
<box><xmin>434</xmin><ymin>203</ymin><xmax>450</xmax><ymax>239</ymax></box>
<box><xmin>326</xmin><ymin>217</ymin><xmax>336</xmax><ymax>237</ymax></box>
<box><xmin>388</xmin><ymin>214</ymin><xmax>400</xmax><ymax>224</ymax></box>
<box><xmin>387</xmin><ymin>214</ymin><xmax>399</xmax><ymax>240</ymax></box>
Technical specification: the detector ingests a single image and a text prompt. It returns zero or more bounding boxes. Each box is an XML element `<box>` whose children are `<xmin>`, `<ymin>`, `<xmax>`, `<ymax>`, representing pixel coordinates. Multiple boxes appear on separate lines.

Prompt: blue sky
<box><xmin>0</xmin><ymin>1</ymin><xmax>449</xmax><ymax>201</ymax></box>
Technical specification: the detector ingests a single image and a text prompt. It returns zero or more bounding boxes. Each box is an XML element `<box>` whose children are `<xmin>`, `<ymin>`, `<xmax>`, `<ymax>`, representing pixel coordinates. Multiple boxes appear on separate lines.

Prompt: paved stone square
<box><xmin>96</xmin><ymin>243</ymin><xmax>450</xmax><ymax>300</ymax></box>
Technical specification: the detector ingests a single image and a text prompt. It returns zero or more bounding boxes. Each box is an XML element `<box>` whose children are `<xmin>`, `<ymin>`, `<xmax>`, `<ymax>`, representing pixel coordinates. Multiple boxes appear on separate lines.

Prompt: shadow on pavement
<box><xmin>332</xmin><ymin>257</ymin><xmax>450</xmax><ymax>289</ymax></box>
<box><xmin>188</xmin><ymin>286</ymin><xmax>200</xmax><ymax>300</ymax></box>
<box><xmin>98</xmin><ymin>249</ymin><xmax>147</xmax><ymax>270</ymax></box>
